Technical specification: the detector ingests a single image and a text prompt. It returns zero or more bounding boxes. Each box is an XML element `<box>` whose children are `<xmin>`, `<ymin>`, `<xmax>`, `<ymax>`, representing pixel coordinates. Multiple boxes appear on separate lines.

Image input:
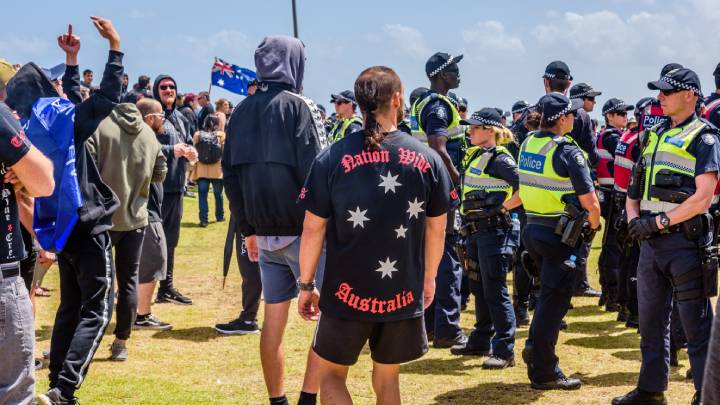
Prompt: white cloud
<box><xmin>381</xmin><ymin>24</ymin><xmax>430</xmax><ymax>60</ymax></box>
<box><xmin>463</xmin><ymin>21</ymin><xmax>525</xmax><ymax>55</ymax></box>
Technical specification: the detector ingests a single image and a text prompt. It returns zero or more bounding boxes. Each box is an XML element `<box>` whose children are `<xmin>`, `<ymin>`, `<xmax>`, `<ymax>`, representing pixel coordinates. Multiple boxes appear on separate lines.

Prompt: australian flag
<box><xmin>211</xmin><ymin>57</ymin><xmax>256</xmax><ymax>96</ymax></box>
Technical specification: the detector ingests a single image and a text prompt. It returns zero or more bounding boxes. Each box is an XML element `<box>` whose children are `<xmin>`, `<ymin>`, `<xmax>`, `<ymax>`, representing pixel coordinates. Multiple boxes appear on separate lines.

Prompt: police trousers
<box><xmin>522</xmin><ymin>224</ymin><xmax>578</xmax><ymax>383</ymax></box>
<box><xmin>424</xmin><ymin>233</ymin><xmax>463</xmax><ymax>340</ymax></box>
<box><xmin>636</xmin><ymin>232</ymin><xmax>713</xmax><ymax>393</ymax></box>
<box><xmin>616</xmin><ymin>242</ymin><xmax>639</xmax><ymax>316</ymax></box>
<box><xmin>49</xmin><ymin>230</ymin><xmax>114</xmax><ymax>398</ymax></box>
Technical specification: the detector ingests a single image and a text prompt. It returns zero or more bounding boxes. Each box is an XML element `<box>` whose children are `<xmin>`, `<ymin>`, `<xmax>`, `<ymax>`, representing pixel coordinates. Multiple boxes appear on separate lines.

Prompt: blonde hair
<box><xmin>488</xmin><ymin>125</ymin><xmax>514</xmax><ymax>145</ymax></box>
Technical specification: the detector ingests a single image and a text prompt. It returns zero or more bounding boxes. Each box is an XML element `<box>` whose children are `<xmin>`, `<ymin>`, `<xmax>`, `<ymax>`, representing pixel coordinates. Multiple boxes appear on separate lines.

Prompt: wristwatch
<box><xmin>658</xmin><ymin>212</ymin><xmax>671</xmax><ymax>229</ymax></box>
<box><xmin>297</xmin><ymin>279</ymin><xmax>316</xmax><ymax>292</ymax></box>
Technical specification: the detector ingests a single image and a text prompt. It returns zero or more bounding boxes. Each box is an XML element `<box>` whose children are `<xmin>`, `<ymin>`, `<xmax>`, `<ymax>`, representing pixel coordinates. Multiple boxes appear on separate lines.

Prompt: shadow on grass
<box><xmin>565</xmin><ymin>305</ymin><xmax>608</xmax><ymax>318</ymax></box>
<box><xmin>431</xmin><ymin>382</ymin><xmax>543</xmax><ymax>405</ymax></box>
<box><xmin>151</xmin><ymin>327</ymin><xmax>219</xmax><ymax>342</ymax></box>
<box><xmin>574</xmin><ymin>371</ymin><xmax>638</xmax><ymax>387</ymax></box>
<box><xmin>35</xmin><ymin>325</ymin><xmax>53</xmax><ymax>342</ymax></box>
<box><xmin>567</xmin><ymin>320</ymin><xmax>624</xmax><ymax>335</ymax></box>
<box><xmin>611</xmin><ymin>349</ymin><xmax>642</xmax><ymax>362</ymax></box>
<box><xmin>181</xmin><ymin>222</ymin><xmax>203</xmax><ymax>229</ymax></box>
<box><xmin>565</xmin><ymin>330</ymin><xmax>640</xmax><ymax>350</ymax></box>
<box><xmin>401</xmin><ymin>356</ymin><xmax>480</xmax><ymax>376</ymax></box>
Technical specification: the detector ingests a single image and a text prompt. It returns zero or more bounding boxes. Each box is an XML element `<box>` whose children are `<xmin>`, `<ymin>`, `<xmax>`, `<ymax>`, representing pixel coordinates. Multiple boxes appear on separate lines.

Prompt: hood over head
<box><xmin>5</xmin><ymin>62</ymin><xmax>59</xmax><ymax>119</ymax></box>
<box><xmin>110</xmin><ymin>103</ymin><xmax>144</xmax><ymax>135</ymax></box>
<box><xmin>152</xmin><ymin>74</ymin><xmax>177</xmax><ymax>109</ymax></box>
<box><xmin>254</xmin><ymin>35</ymin><xmax>305</xmax><ymax>91</ymax></box>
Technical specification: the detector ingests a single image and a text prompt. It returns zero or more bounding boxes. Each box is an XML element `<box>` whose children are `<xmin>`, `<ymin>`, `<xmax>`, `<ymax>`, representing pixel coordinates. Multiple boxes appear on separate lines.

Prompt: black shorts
<box><xmin>312</xmin><ymin>314</ymin><xmax>428</xmax><ymax>366</ymax></box>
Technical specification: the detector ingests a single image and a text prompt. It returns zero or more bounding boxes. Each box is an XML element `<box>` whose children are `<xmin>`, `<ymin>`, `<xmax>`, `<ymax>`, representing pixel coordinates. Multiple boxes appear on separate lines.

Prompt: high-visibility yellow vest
<box><xmin>461</xmin><ymin>145</ymin><xmax>514</xmax><ymax>215</ymax></box>
<box><xmin>518</xmin><ymin>133</ymin><xmax>575</xmax><ymax>217</ymax></box>
<box><xmin>409</xmin><ymin>93</ymin><xmax>461</xmax><ymax>144</ymax></box>
<box><xmin>329</xmin><ymin>116</ymin><xmax>363</xmax><ymax>143</ymax></box>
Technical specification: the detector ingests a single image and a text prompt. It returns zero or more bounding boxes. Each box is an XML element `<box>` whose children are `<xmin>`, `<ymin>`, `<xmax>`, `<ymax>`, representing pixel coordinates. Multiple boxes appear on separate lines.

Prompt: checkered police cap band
<box><xmin>602</xmin><ymin>102</ymin><xmax>630</xmax><ymax>115</ymax></box>
<box><xmin>511</xmin><ymin>103</ymin><xmax>529</xmax><ymax>114</ymax></box>
<box><xmin>470</xmin><ymin>112</ymin><xmax>503</xmax><ymax>127</ymax></box>
<box><xmin>429</xmin><ymin>55</ymin><xmax>456</xmax><ymax>78</ymax></box>
<box><xmin>546</xmin><ymin>101</ymin><xmax>573</xmax><ymax>122</ymax></box>
<box><xmin>661</xmin><ymin>75</ymin><xmax>703</xmax><ymax>98</ymax></box>
<box><xmin>570</xmin><ymin>90</ymin><xmax>594</xmax><ymax>99</ymax></box>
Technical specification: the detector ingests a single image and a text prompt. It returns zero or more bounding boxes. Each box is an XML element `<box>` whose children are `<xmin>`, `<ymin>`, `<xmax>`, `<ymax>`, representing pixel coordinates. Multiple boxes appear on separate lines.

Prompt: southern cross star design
<box><xmin>375</xmin><ymin>257</ymin><xmax>399</xmax><ymax>279</ymax></box>
<box><xmin>347</xmin><ymin>206</ymin><xmax>370</xmax><ymax>228</ymax></box>
<box><xmin>407</xmin><ymin>198</ymin><xmax>424</xmax><ymax>219</ymax></box>
<box><xmin>217</xmin><ymin>78</ymin><xmax>225</xmax><ymax>86</ymax></box>
<box><xmin>395</xmin><ymin>225</ymin><xmax>407</xmax><ymax>239</ymax></box>
<box><xmin>378</xmin><ymin>172</ymin><xmax>402</xmax><ymax>194</ymax></box>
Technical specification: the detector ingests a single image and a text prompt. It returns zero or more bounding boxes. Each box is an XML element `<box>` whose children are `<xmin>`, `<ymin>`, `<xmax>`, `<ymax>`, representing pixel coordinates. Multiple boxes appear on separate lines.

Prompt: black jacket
<box><xmin>153</xmin><ymin>75</ymin><xmax>192</xmax><ymax>193</ymax></box>
<box><xmin>6</xmin><ymin>51</ymin><xmax>124</xmax><ymax>235</ymax></box>
<box><xmin>223</xmin><ymin>82</ymin><xmax>326</xmax><ymax>236</ymax></box>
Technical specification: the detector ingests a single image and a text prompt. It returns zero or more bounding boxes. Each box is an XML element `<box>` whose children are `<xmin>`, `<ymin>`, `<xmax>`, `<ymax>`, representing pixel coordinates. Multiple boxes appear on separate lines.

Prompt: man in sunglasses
<box><xmin>328</xmin><ymin>90</ymin><xmax>362</xmax><ymax>143</ymax></box>
<box><xmin>152</xmin><ymin>75</ymin><xmax>197</xmax><ymax>306</ymax></box>
<box><xmin>410</xmin><ymin>52</ymin><xmax>466</xmax><ymax>349</ymax></box>
<box><xmin>613</xmin><ymin>67</ymin><xmax>720</xmax><ymax>405</ymax></box>
<box><xmin>595</xmin><ymin>98</ymin><xmax>634</xmax><ymax>314</ymax></box>
<box><xmin>569</xmin><ymin>82</ymin><xmax>602</xmax><ymax>114</ymax></box>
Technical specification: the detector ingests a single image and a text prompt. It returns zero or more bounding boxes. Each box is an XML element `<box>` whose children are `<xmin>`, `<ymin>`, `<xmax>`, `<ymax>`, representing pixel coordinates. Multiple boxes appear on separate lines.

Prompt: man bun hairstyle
<box><xmin>354</xmin><ymin>66</ymin><xmax>403</xmax><ymax>150</ymax></box>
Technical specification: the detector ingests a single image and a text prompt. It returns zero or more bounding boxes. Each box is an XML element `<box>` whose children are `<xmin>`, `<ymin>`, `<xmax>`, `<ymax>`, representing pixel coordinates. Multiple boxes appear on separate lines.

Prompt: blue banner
<box><xmin>211</xmin><ymin>57</ymin><xmax>256</xmax><ymax>96</ymax></box>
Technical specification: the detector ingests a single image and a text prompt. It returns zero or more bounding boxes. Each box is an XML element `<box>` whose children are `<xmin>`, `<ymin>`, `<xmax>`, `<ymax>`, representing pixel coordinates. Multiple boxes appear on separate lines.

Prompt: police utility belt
<box><xmin>527</xmin><ymin>196</ymin><xmax>596</xmax><ymax>248</ymax></box>
<box><xmin>0</xmin><ymin>261</ymin><xmax>21</xmax><ymax>281</ymax></box>
<box><xmin>460</xmin><ymin>190</ymin><xmax>509</xmax><ymax>237</ymax></box>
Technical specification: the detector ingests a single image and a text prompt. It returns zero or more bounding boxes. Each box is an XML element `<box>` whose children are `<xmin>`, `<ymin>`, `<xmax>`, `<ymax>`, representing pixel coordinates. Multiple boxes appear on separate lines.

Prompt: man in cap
<box><xmin>595</xmin><ymin>98</ymin><xmax>634</xmax><ymax>312</ymax></box>
<box><xmin>409</xmin><ymin>52</ymin><xmax>467</xmax><ymax>348</ymax></box>
<box><xmin>612</xmin><ymin>67</ymin><xmax>719</xmax><ymax>405</ymax></box>
<box><xmin>328</xmin><ymin>90</ymin><xmax>362</xmax><ymax>143</ymax></box>
<box><xmin>569</xmin><ymin>83</ymin><xmax>602</xmax><ymax>113</ymax></box>
<box><xmin>542</xmin><ymin>60</ymin><xmax>601</xmax><ymax>299</ymax></box>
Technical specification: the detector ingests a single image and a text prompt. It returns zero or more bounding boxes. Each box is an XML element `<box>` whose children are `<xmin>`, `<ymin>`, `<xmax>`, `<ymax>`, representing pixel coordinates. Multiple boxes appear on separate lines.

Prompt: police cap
<box><xmin>635</xmin><ymin>97</ymin><xmax>655</xmax><ymax>116</ymax></box>
<box><xmin>569</xmin><ymin>82</ymin><xmax>602</xmax><ymax>99</ymax></box>
<box><xmin>601</xmin><ymin>98</ymin><xmax>634</xmax><ymax>115</ymax></box>
<box><xmin>648</xmin><ymin>67</ymin><xmax>703</xmax><ymax>97</ymax></box>
<box><xmin>511</xmin><ymin>100</ymin><xmax>530</xmax><ymax>114</ymax></box>
<box><xmin>661</xmin><ymin>63</ymin><xmax>683</xmax><ymax>76</ymax></box>
<box><xmin>538</xmin><ymin>93</ymin><xmax>583</xmax><ymax>122</ymax></box>
<box><xmin>330</xmin><ymin>90</ymin><xmax>356</xmax><ymax>104</ymax></box>
<box><xmin>713</xmin><ymin>62</ymin><xmax>720</xmax><ymax>77</ymax></box>
<box><xmin>426</xmin><ymin>52</ymin><xmax>463</xmax><ymax>78</ymax></box>
<box><xmin>409</xmin><ymin>87</ymin><xmax>429</xmax><ymax>106</ymax></box>
<box><xmin>543</xmin><ymin>60</ymin><xmax>572</xmax><ymax>81</ymax></box>
<box><xmin>460</xmin><ymin>107</ymin><xmax>504</xmax><ymax>128</ymax></box>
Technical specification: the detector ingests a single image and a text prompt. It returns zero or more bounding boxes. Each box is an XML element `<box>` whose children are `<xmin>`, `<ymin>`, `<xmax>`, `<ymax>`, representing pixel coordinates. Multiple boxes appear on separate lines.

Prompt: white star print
<box><xmin>217</xmin><ymin>78</ymin><xmax>225</xmax><ymax>86</ymax></box>
<box><xmin>395</xmin><ymin>225</ymin><xmax>407</xmax><ymax>239</ymax></box>
<box><xmin>375</xmin><ymin>257</ymin><xmax>399</xmax><ymax>279</ymax></box>
<box><xmin>407</xmin><ymin>198</ymin><xmax>424</xmax><ymax>219</ymax></box>
<box><xmin>347</xmin><ymin>206</ymin><xmax>370</xmax><ymax>229</ymax></box>
<box><xmin>378</xmin><ymin>172</ymin><xmax>402</xmax><ymax>194</ymax></box>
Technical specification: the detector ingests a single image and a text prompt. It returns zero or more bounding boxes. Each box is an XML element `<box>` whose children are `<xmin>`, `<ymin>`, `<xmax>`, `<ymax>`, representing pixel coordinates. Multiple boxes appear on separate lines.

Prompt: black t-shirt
<box><xmin>300</xmin><ymin>130</ymin><xmax>457</xmax><ymax>321</ymax></box>
<box><xmin>0</xmin><ymin>102</ymin><xmax>31</xmax><ymax>263</ymax></box>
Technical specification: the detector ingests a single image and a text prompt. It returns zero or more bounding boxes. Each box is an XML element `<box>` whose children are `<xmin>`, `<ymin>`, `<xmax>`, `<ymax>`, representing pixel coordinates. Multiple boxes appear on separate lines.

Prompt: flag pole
<box><xmin>291</xmin><ymin>0</ymin><xmax>299</xmax><ymax>38</ymax></box>
<box><xmin>208</xmin><ymin>57</ymin><xmax>214</xmax><ymax>101</ymax></box>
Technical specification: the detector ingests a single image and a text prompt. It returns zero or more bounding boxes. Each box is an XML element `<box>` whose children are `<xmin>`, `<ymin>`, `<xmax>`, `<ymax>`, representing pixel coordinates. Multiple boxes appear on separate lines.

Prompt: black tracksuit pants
<box><xmin>235</xmin><ymin>231</ymin><xmax>262</xmax><ymax>322</ymax></box>
<box><xmin>49</xmin><ymin>230</ymin><xmax>114</xmax><ymax>398</ymax></box>
<box><xmin>110</xmin><ymin>228</ymin><xmax>146</xmax><ymax>340</ymax></box>
<box><xmin>160</xmin><ymin>192</ymin><xmax>183</xmax><ymax>291</ymax></box>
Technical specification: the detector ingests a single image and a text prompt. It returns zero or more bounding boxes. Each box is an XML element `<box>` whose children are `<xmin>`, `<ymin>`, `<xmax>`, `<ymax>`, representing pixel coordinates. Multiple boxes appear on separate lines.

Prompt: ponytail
<box><xmin>354</xmin><ymin>66</ymin><xmax>403</xmax><ymax>151</ymax></box>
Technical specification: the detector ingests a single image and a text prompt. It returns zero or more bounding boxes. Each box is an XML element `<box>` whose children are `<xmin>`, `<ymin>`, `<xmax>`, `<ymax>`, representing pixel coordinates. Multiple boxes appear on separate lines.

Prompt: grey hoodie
<box><xmin>254</xmin><ymin>35</ymin><xmax>305</xmax><ymax>91</ymax></box>
<box><xmin>86</xmin><ymin>103</ymin><xmax>167</xmax><ymax>231</ymax></box>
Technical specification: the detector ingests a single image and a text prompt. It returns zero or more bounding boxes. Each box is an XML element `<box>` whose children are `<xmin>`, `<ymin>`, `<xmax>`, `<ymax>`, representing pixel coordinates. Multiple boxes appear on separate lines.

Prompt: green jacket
<box><xmin>87</xmin><ymin>103</ymin><xmax>167</xmax><ymax>231</ymax></box>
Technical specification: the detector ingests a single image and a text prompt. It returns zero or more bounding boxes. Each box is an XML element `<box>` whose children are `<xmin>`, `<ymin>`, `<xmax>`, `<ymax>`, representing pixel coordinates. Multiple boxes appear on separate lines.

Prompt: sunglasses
<box><xmin>583</xmin><ymin>97</ymin><xmax>596</xmax><ymax>102</ymax></box>
<box><xmin>458</xmin><ymin>107</ymin><xmax>467</xmax><ymax>112</ymax></box>
<box><xmin>159</xmin><ymin>85</ymin><xmax>176</xmax><ymax>91</ymax></box>
<box><xmin>614</xmin><ymin>111</ymin><xmax>628</xmax><ymax>117</ymax></box>
<box><xmin>333</xmin><ymin>99</ymin><xmax>349</xmax><ymax>105</ymax></box>
<box><xmin>660</xmin><ymin>88</ymin><xmax>682</xmax><ymax>96</ymax></box>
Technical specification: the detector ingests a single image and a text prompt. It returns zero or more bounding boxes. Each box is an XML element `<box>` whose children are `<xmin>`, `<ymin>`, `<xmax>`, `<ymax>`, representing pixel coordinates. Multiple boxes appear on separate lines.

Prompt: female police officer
<box><xmin>449</xmin><ymin>108</ymin><xmax>521</xmax><ymax>369</ymax></box>
<box><xmin>518</xmin><ymin>93</ymin><xmax>601</xmax><ymax>390</ymax></box>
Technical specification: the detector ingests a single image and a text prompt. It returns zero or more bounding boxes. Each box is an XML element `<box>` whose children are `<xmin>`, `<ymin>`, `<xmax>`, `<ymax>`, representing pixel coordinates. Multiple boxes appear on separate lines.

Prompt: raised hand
<box><xmin>57</xmin><ymin>24</ymin><xmax>80</xmax><ymax>65</ymax></box>
<box><xmin>90</xmin><ymin>16</ymin><xmax>120</xmax><ymax>51</ymax></box>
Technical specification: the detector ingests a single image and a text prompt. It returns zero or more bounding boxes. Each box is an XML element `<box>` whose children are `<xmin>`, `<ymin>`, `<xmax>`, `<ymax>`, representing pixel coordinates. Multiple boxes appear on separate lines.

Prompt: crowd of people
<box><xmin>2</xmin><ymin>14</ymin><xmax>720</xmax><ymax>405</ymax></box>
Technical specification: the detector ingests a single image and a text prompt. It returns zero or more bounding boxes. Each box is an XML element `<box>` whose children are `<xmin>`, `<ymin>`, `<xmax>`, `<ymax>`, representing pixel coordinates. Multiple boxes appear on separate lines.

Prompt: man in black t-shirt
<box><xmin>297</xmin><ymin>66</ymin><xmax>455</xmax><ymax>404</ymax></box>
<box><xmin>0</xmin><ymin>102</ymin><xmax>54</xmax><ymax>405</ymax></box>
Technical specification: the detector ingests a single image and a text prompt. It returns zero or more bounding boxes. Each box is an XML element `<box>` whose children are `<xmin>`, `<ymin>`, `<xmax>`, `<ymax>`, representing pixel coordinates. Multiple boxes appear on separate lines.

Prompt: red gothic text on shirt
<box><xmin>397</xmin><ymin>148</ymin><xmax>430</xmax><ymax>173</ymax></box>
<box><xmin>341</xmin><ymin>149</ymin><xmax>391</xmax><ymax>173</ymax></box>
<box><xmin>334</xmin><ymin>282</ymin><xmax>414</xmax><ymax>314</ymax></box>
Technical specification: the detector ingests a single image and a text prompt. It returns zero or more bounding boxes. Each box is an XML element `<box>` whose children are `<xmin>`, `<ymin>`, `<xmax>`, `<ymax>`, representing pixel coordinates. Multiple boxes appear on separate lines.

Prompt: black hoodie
<box><xmin>6</xmin><ymin>51</ymin><xmax>124</xmax><ymax>235</ymax></box>
<box><xmin>153</xmin><ymin>75</ymin><xmax>192</xmax><ymax>193</ymax></box>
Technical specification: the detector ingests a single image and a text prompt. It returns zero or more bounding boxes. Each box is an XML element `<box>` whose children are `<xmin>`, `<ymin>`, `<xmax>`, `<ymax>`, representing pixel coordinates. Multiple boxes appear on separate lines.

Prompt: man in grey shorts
<box><xmin>134</xmin><ymin>98</ymin><xmax>173</xmax><ymax>331</ymax></box>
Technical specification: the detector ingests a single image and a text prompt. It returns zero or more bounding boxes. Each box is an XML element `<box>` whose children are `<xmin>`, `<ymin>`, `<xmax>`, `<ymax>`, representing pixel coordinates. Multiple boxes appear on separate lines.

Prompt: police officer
<box><xmin>518</xmin><ymin>93</ymin><xmax>601</xmax><ymax>390</ymax></box>
<box><xmin>596</xmin><ymin>98</ymin><xmax>634</xmax><ymax>312</ymax></box>
<box><xmin>450</xmin><ymin>108</ymin><xmax>520</xmax><ymax>369</ymax></box>
<box><xmin>328</xmin><ymin>90</ymin><xmax>363</xmax><ymax>143</ymax></box>
<box><xmin>612</xmin><ymin>67</ymin><xmax>719</xmax><ymax>405</ymax></box>
<box><xmin>411</xmin><ymin>52</ymin><xmax>467</xmax><ymax>348</ymax></box>
<box><xmin>569</xmin><ymin>82</ymin><xmax>602</xmax><ymax>114</ymax></box>
<box><xmin>702</xmin><ymin>62</ymin><xmax>720</xmax><ymax>128</ymax></box>
<box><xmin>613</xmin><ymin>97</ymin><xmax>658</xmax><ymax>328</ymax></box>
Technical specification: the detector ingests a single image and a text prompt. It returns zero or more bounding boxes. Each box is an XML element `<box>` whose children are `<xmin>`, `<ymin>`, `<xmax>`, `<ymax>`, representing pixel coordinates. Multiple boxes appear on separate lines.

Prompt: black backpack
<box><xmin>196</xmin><ymin>131</ymin><xmax>222</xmax><ymax>164</ymax></box>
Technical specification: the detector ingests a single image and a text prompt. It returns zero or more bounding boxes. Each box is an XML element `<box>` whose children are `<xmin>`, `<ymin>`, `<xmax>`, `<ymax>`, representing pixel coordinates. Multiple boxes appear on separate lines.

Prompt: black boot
<box><xmin>611</xmin><ymin>388</ymin><xmax>666</xmax><ymax>405</ymax></box>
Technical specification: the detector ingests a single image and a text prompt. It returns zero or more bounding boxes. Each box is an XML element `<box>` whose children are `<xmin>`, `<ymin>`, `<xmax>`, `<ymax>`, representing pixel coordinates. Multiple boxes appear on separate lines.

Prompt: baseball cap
<box><xmin>538</xmin><ymin>93</ymin><xmax>583</xmax><ymax>122</ymax></box>
<box><xmin>511</xmin><ymin>100</ymin><xmax>530</xmax><ymax>114</ymax></box>
<box><xmin>184</xmin><ymin>93</ymin><xmax>198</xmax><ymax>102</ymax></box>
<box><xmin>648</xmin><ymin>68</ymin><xmax>703</xmax><ymax>97</ymax></box>
<box><xmin>569</xmin><ymin>83</ymin><xmax>602</xmax><ymax>99</ymax></box>
<box><xmin>543</xmin><ymin>61</ymin><xmax>572</xmax><ymax>81</ymax></box>
<box><xmin>460</xmin><ymin>107</ymin><xmax>504</xmax><ymax>127</ymax></box>
<box><xmin>0</xmin><ymin>59</ymin><xmax>16</xmax><ymax>87</ymax></box>
<box><xmin>425</xmin><ymin>52</ymin><xmax>463</xmax><ymax>78</ymax></box>
<box><xmin>635</xmin><ymin>97</ymin><xmax>655</xmax><ymax>115</ymax></box>
<box><xmin>41</xmin><ymin>63</ymin><xmax>66</xmax><ymax>82</ymax></box>
<box><xmin>601</xmin><ymin>98</ymin><xmax>634</xmax><ymax>115</ymax></box>
<box><xmin>330</xmin><ymin>90</ymin><xmax>356</xmax><ymax>104</ymax></box>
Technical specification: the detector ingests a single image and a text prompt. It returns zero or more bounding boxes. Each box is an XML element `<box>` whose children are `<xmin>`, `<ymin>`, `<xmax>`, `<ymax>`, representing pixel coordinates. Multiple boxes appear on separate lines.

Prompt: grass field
<box><xmin>32</xmin><ymin>196</ymin><xmax>701</xmax><ymax>404</ymax></box>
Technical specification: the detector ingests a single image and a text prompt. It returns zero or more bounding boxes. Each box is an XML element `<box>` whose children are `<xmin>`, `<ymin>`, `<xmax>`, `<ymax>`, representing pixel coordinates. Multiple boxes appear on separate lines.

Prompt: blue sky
<box><xmin>3</xmin><ymin>0</ymin><xmax>720</xmax><ymax>119</ymax></box>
